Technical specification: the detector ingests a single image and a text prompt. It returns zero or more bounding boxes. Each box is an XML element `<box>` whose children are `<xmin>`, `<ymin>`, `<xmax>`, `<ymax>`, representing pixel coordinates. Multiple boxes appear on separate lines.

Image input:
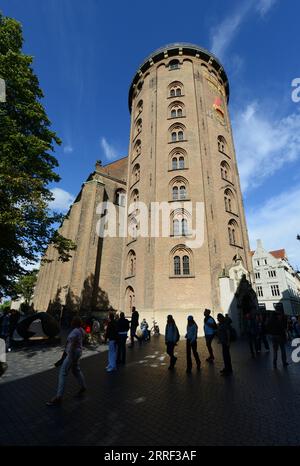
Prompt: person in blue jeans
<box><xmin>46</xmin><ymin>316</ymin><xmax>86</xmax><ymax>406</ymax></box>
<box><xmin>203</xmin><ymin>308</ymin><xmax>217</xmax><ymax>362</ymax></box>
<box><xmin>185</xmin><ymin>316</ymin><xmax>201</xmax><ymax>373</ymax></box>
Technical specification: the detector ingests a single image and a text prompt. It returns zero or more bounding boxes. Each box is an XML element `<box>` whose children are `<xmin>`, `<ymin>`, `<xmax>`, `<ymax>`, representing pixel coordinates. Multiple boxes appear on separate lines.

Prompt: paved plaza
<box><xmin>0</xmin><ymin>336</ymin><xmax>300</xmax><ymax>446</ymax></box>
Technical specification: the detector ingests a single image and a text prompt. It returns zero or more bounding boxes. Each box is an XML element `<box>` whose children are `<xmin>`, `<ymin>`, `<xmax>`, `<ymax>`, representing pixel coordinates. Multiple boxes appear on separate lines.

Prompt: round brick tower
<box><xmin>120</xmin><ymin>43</ymin><xmax>254</xmax><ymax>335</ymax></box>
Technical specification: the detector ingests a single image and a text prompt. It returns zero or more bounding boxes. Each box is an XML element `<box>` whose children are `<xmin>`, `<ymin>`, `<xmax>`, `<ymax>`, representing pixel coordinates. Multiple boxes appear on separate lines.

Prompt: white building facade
<box><xmin>252</xmin><ymin>239</ymin><xmax>300</xmax><ymax>315</ymax></box>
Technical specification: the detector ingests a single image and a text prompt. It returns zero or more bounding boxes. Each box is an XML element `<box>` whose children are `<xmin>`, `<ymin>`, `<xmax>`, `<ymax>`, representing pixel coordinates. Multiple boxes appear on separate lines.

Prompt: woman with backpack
<box><xmin>165</xmin><ymin>315</ymin><xmax>180</xmax><ymax>370</ymax></box>
<box><xmin>203</xmin><ymin>308</ymin><xmax>217</xmax><ymax>363</ymax></box>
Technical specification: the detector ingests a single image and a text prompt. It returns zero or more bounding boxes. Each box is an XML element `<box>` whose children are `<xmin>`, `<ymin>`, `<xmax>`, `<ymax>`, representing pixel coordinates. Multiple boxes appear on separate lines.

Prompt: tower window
<box><xmin>228</xmin><ymin>219</ymin><xmax>239</xmax><ymax>246</ymax></box>
<box><xmin>170</xmin><ymin>246</ymin><xmax>193</xmax><ymax>277</ymax></box>
<box><xmin>174</xmin><ymin>256</ymin><xmax>181</xmax><ymax>275</ymax></box>
<box><xmin>169</xmin><ymin>59</ymin><xmax>180</xmax><ymax>70</ymax></box>
<box><xmin>182</xmin><ymin>255</ymin><xmax>190</xmax><ymax>275</ymax></box>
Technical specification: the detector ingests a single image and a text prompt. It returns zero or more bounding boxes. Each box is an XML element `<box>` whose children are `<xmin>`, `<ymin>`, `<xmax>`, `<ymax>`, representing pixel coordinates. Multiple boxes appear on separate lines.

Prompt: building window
<box><xmin>169</xmin><ymin>124</ymin><xmax>186</xmax><ymax>143</ymax></box>
<box><xmin>136</xmin><ymin>99</ymin><xmax>143</xmax><ymax>117</ymax></box>
<box><xmin>224</xmin><ymin>188</ymin><xmax>235</xmax><ymax>213</ymax></box>
<box><xmin>169</xmin><ymin>81</ymin><xmax>184</xmax><ymax>98</ymax></box>
<box><xmin>172</xmin><ymin>186</ymin><xmax>178</xmax><ymax>200</ymax></box>
<box><xmin>172</xmin><ymin>157</ymin><xmax>178</xmax><ymax>170</ymax></box>
<box><xmin>228</xmin><ymin>219</ymin><xmax>239</xmax><ymax>246</ymax></box>
<box><xmin>132</xmin><ymin>163</ymin><xmax>140</xmax><ymax>183</ymax></box>
<box><xmin>135</xmin><ymin>118</ymin><xmax>142</xmax><ymax>136</ymax></box>
<box><xmin>170</xmin><ymin>177</ymin><xmax>188</xmax><ymax>201</ymax></box>
<box><xmin>264</xmin><ymin>259</ymin><xmax>267</xmax><ymax>265</ymax></box>
<box><xmin>179</xmin><ymin>185</ymin><xmax>186</xmax><ymax>199</ymax></box>
<box><xmin>169</xmin><ymin>59</ymin><xmax>180</xmax><ymax>70</ymax></box>
<box><xmin>174</xmin><ymin>256</ymin><xmax>181</xmax><ymax>275</ymax></box>
<box><xmin>115</xmin><ymin>189</ymin><xmax>126</xmax><ymax>207</ymax></box>
<box><xmin>169</xmin><ymin>102</ymin><xmax>184</xmax><ymax>118</ymax></box>
<box><xmin>178</xmin><ymin>131</ymin><xmax>184</xmax><ymax>141</ymax></box>
<box><xmin>133</xmin><ymin>139</ymin><xmax>141</xmax><ymax>158</ymax></box>
<box><xmin>127</xmin><ymin>250</ymin><xmax>136</xmax><ymax>276</ymax></box>
<box><xmin>268</xmin><ymin>270</ymin><xmax>276</xmax><ymax>278</ymax></box>
<box><xmin>169</xmin><ymin>149</ymin><xmax>187</xmax><ymax>171</ymax></box>
<box><xmin>179</xmin><ymin>156</ymin><xmax>184</xmax><ymax>169</ymax></box>
<box><xmin>255</xmin><ymin>272</ymin><xmax>260</xmax><ymax>279</ymax></box>
<box><xmin>217</xmin><ymin>135</ymin><xmax>228</xmax><ymax>154</ymax></box>
<box><xmin>170</xmin><ymin>245</ymin><xmax>193</xmax><ymax>277</ymax></box>
<box><xmin>271</xmin><ymin>284</ymin><xmax>280</xmax><ymax>297</ymax></box>
<box><xmin>220</xmin><ymin>160</ymin><xmax>231</xmax><ymax>181</ymax></box>
<box><xmin>256</xmin><ymin>260</ymin><xmax>260</xmax><ymax>266</ymax></box>
<box><xmin>257</xmin><ymin>286</ymin><xmax>263</xmax><ymax>297</ymax></box>
<box><xmin>171</xmin><ymin>132</ymin><xmax>177</xmax><ymax>142</ymax></box>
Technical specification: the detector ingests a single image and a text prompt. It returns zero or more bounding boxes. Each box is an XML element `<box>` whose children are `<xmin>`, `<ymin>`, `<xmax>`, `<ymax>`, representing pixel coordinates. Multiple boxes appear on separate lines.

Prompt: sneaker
<box><xmin>46</xmin><ymin>397</ymin><xmax>62</xmax><ymax>407</ymax></box>
<box><xmin>106</xmin><ymin>367</ymin><xmax>116</xmax><ymax>372</ymax></box>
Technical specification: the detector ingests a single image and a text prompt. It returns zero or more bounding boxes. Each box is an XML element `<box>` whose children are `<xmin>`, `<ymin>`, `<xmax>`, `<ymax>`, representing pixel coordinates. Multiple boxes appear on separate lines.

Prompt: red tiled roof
<box><xmin>250</xmin><ymin>249</ymin><xmax>286</xmax><ymax>259</ymax></box>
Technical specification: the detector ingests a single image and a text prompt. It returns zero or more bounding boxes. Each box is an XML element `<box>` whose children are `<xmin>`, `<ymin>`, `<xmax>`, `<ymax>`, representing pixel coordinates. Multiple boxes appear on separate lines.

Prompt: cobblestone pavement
<box><xmin>1</xmin><ymin>336</ymin><xmax>300</xmax><ymax>446</ymax></box>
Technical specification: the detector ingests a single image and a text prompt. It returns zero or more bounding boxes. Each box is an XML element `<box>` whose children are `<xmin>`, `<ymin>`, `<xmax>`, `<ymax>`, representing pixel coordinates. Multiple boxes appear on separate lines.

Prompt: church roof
<box><xmin>250</xmin><ymin>248</ymin><xmax>286</xmax><ymax>259</ymax></box>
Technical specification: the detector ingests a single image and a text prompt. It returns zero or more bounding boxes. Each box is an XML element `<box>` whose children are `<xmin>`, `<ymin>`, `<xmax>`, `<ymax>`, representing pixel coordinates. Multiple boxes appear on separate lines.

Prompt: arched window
<box><xmin>125</xmin><ymin>286</ymin><xmax>135</xmax><ymax>314</ymax></box>
<box><xmin>115</xmin><ymin>189</ymin><xmax>126</xmax><ymax>207</ymax></box>
<box><xmin>136</xmin><ymin>99</ymin><xmax>143</xmax><ymax>117</ymax></box>
<box><xmin>174</xmin><ymin>256</ymin><xmax>181</xmax><ymax>275</ymax></box>
<box><xmin>169</xmin><ymin>81</ymin><xmax>184</xmax><ymax>98</ymax></box>
<box><xmin>133</xmin><ymin>139</ymin><xmax>141</xmax><ymax>158</ymax></box>
<box><xmin>135</xmin><ymin>118</ymin><xmax>142</xmax><ymax>136</ymax></box>
<box><xmin>170</xmin><ymin>177</ymin><xmax>188</xmax><ymax>201</ymax></box>
<box><xmin>218</xmin><ymin>135</ymin><xmax>228</xmax><ymax>154</ymax></box>
<box><xmin>169</xmin><ymin>59</ymin><xmax>179</xmax><ymax>70</ymax></box>
<box><xmin>130</xmin><ymin>188</ymin><xmax>139</xmax><ymax>209</ymax></box>
<box><xmin>228</xmin><ymin>219</ymin><xmax>239</xmax><ymax>246</ymax></box>
<box><xmin>169</xmin><ymin>124</ymin><xmax>186</xmax><ymax>142</ymax></box>
<box><xmin>182</xmin><ymin>219</ymin><xmax>188</xmax><ymax>236</ymax></box>
<box><xmin>224</xmin><ymin>188</ymin><xmax>235</xmax><ymax>213</ymax></box>
<box><xmin>127</xmin><ymin>250</ymin><xmax>136</xmax><ymax>276</ymax></box>
<box><xmin>172</xmin><ymin>186</ymin><xmax>178</xmax><ymax>200</ymax></box>
<box><xmin>220</xmin><ymin>160</ymin><xmax>231</xmax><ymax>181</ymax></box>
<box><xmin>182</xmin><ymin>256</ymin><xmax>190</xmax><ymax>275</ymax></box>
<box><xmin>179</xmin><ymin>185</ymin><xmax>186</xmax><ymax>199</ymax></box>
<box><xmin>169</xmin><ymin>102</ymin><xmax>184</xmax><ymax>118</ymax></box>
<box><xmin>128</xmin><ymin>218</ymin><xmax>138</xmax><ymax>240</ymax></box>
<box><xmin>132</xmin><ymin>163</ymin><xmax>140</xmax><ymax>183</ymax></box>
<box><xmin>173</xmin><ymin>219</ymin><xmax>180</xmax><ymax>236</ymax></box>
<box><xmin>172</xmin><ymin>157</ymin><xmax>178</xmax><ymax>170</ymax></box>
<box><xmin>179</xmin><ymin>156</ymin><xmax>184</xmax><ymax>169</ymax></box>
<box><xmin>170</xmin><ymin>245</ymin><xmax>193</xmax><ymax>277</ymax></box>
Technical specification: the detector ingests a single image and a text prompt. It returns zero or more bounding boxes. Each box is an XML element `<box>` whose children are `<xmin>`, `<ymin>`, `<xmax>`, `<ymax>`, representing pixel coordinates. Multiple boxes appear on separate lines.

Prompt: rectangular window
<box><xmin>271</xmin><ymin>285</ymin><xmax>280</xmax><ymax>297</ymax></box>
<box><xmin>257</xmin><ymin>286</ymin><xmax>263</xmax><ymax>297</ymax></box>
<box><xmin>264</xmin><ymin>259</ymin><xmax>267</xmax><ymax>265</ymax></box>
<box><xmin>256</xmin><ymin>260</ymin><xmax>260</xmax><ymax>266</ymax></box>
<box><xmin>255</xmin><ymin>272</ymin><xmax>260</xmax><ymax>279</ymax></box>
<box><xmin>268</xmin><ymin>270</ymin><xmax>276</xmax><ymax>278</ymax></box>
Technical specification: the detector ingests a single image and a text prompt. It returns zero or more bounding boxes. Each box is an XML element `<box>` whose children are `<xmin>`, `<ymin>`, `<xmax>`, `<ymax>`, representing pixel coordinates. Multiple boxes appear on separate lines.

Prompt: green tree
<box><xmin>0</xmin><ymin>13</ymin><xmax>75</xmax><ymax>295</ymax></box>
<box><xmin>12</xmin><ymin>270</ymin><xmax>37</xmax><ymax>305</ymax></box>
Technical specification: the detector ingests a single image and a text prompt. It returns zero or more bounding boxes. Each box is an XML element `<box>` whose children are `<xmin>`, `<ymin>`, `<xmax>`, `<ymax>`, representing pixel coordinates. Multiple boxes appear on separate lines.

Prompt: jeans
<box><xmin>130</xmin><ymin>326</ymin><xmax>141</xmax><ymax>346</ymax></box>
<box><xmin>107</xmin><ymin>340</ymin><xmax>117</xmax><ymax>370</ymax></box>
<box><xmin>186</xmin><ymin>339</ymin><xmax>201</xmax><ymax>370</ymax></box>
<box><xmin>205</xmin><ymin>334</ymin><xmax>215</xmax><ymax>359</ymax></box>
<box><xmin>271</xmin><ymin>335</ymin><xmax>287</xmax><ymax>365</ymax></box>
<box><xmin>117</xmin><ymin>335</ymin><xmax>127</xmax><ymax>364</ymax></box>
<box><xmin>222</xmin><ymin>343</ymin><xmax>232</xmax><ymax>372</ymax></box>
<box><xmin>57</xmin><ymin>349</ymin><xmax>86</xmax><ymax>398</ymax></box>
<box><xmin>166</xmin><ymin>342</ymin><xmax>177</xmax><ymax>368</ymax></box>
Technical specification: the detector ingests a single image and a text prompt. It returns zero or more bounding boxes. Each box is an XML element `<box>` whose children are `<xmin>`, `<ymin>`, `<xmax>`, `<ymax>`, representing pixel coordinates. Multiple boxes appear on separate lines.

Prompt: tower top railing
<box><xmin>128</xmin><ymin>42</ymin><xmax>229</xmax><ymax>111</ymax></box>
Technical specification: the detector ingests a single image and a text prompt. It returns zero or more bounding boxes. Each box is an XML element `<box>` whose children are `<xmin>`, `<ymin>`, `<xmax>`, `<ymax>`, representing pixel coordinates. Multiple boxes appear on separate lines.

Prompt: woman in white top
<box><xmin>47</xmin><ymin>316</ymin><xmax>86</xmax><ymax>406</ymax></box>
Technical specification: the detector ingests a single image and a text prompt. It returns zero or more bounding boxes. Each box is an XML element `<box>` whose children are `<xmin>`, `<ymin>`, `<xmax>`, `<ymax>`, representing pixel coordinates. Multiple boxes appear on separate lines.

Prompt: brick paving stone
<box><xmin>1</xmin><ymin>337</ymin><xmax>300</xmax><ymax>445</ymax></box>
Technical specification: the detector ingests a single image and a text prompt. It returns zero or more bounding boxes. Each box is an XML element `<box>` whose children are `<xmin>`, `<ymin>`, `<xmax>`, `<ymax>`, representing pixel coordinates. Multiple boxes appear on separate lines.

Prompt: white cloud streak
<box><xmin>210</xmin><ymin>0</ymin><xmax>277</xmax><ymax>60</ymax></box>
<box><xmin>63</xmin><ymin>145</ymin><xmax>73</xmax><ymax>154</ymax></box>
<box><xmin>49</xmin><ymin>188</ymin><xmax>74</xmax><ymax>212</ymax></box>
<box><xmin>247</xmin><ymin>186</ymin><xmax>300</xmax><ymax>268</ymax></box>
<box><xmin>100</xmin><ymin>137</ymin><xmax>118</xmax><ymax>161</ymax></box>
<box><xmin>232</xmin><ymin>102</ymin><xmax>300</xmax><ymax>191</ymax></box>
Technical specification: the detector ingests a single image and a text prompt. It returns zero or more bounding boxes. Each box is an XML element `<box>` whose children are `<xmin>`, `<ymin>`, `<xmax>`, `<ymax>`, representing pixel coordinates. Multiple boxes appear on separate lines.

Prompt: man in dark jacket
<box><xmin>116</xmin><ymin>312</ymin><xmax>130</xmax><ymax>364</ymax></box>
<box><xmin>217</xmin><ymin>313</ymin><xmax>233</xmax><ymax>376</ymax></box>
<box><xmin>129</xmin><ymin>307</ymin><xmax>141</xmax><ymax>347</ymax></box>
<box><xmin>266</xmin><ymin>311</ymin><xmax>288</xmax><ymax>369</ymax></box>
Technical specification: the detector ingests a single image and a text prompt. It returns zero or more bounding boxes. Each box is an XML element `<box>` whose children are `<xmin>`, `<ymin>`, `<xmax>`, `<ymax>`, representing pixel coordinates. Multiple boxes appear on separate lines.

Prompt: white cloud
<box><xmin>100</xmin><ymin>137</ymin><xmax>118</xmax><ymax>161</ymax></box>
<box><xmin>63</xmin><ymin>145</ymin><xmax>73</xmax><ymax>154</ymax></box>
<box><xmin>232</xmin><ymin>102</ymin><xmax>300</xmax><ymax>191</ymax></box>
<box><xmin>247</xmin><ymin>186</ymin><xmax>300</xmax><ymax>269</ymax></box>
<box><xmin>210</xmin><ymin>0</ymin><xmax>277</xmax><ymax>60</ymax></box>
<box><xmin>49</xmin><ymin>188</ymin><xmax>74</xmax><ymax>212</ymax></box>
<box><xmin>256</xmin><ymin>0</ymin><xmax>277</xmax><ymax>17</ymax></box>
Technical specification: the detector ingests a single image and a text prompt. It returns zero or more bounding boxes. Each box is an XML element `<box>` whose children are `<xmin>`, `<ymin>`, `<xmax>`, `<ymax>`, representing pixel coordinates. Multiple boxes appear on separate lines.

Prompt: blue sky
<box><xmin>2</xmin><ymin>0</ymin><xmax>300</xmax><ymax>267</ymax></box>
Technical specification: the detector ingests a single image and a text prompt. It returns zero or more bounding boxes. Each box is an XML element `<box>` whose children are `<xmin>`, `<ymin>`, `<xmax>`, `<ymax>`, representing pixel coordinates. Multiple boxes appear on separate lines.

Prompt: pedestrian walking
<box><xmin>256</xmin><ymin>314</ymin><xmax>270</xmax><ymax>352</ymax></box>
<box><xmin>129</xmin><ymin>306</ymin><xmax>141</xmax><ymax>347</ymax></box>
<box><xmin>105</xmin><ymin>312</ymin><xmax>118</xmax><ymax>372</ymax></box>
<box><xmin>116</xmin><ymin>312</ymin><xmax>130</xmax><ymax>364</ymax></box>
<box><xmin>0</xmin><ymin>310</ymin><xmax>11</xmax><ymax>352</ymax></box>
<box><xmin>266</xmin><ymin>311</ymin><xmax>289</xmax><ymax>369</ymax></box>
<box><xmin>244</xmin><ymin>312</ymin><xmax>259</xmax><ymax>358</ymax></box>
<box><xmin>185</xmin><ymin>316</ymin><xmax>201</xmax><ymax>373</ymax></box>
<box><xmin>217</xmin><ymin>313</ymin><xmax>233</xmax><ymax>376</ymax></box>
<box><xmin>165</xmin><ymin>315</ymin><xmax>180</xmax><ymax>370</ymax></box>
<box><xmin>46</xmin><ymin>316</ymin><xmax>86</xmax><ymax>406</ymax></box>
<box><xmin>203</xmin><ymin>308</ymin><xmax>217</xmax><ymax>362</ymax></box>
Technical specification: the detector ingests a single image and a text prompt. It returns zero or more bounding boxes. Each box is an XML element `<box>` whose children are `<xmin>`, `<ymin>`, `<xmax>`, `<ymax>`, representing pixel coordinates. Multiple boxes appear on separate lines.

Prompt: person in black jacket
<box><xmin>104</xmin><ymin>312</ymin><xmax>118</xmax><ymax>372</ymax></box>
<box><xmin>116</xmin><ymin>312</ymin><xmax>130</xmax><ymax>364</ymax></box>
<box><xmin>129</xmin><ymin>306</ymin><xmax>141</xmax><ymax>347</ymax></box>
<box><xmin>266</xmin><ymin>311</ymin><xmax>289</xmax><ymax>369</ymax></box>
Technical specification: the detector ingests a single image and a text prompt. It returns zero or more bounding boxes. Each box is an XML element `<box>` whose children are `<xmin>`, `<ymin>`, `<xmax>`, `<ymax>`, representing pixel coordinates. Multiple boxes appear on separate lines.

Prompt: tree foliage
<box><xmin>0</xmin><ymin>13</ymin><xmax>76</xmax><ymax>295</ymax></box>
<box><xmin>11</xmin><ymin>269</ymin><xmax>37</xmax><ymax>305</ymax></box>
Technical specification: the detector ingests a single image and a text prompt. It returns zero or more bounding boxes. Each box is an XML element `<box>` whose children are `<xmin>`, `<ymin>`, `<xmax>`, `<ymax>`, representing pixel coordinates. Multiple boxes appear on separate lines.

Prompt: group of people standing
<box><xmin>165</xmin><ymin>310</ymin><xmax>233</xmax><ymax>376</ymax></box>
